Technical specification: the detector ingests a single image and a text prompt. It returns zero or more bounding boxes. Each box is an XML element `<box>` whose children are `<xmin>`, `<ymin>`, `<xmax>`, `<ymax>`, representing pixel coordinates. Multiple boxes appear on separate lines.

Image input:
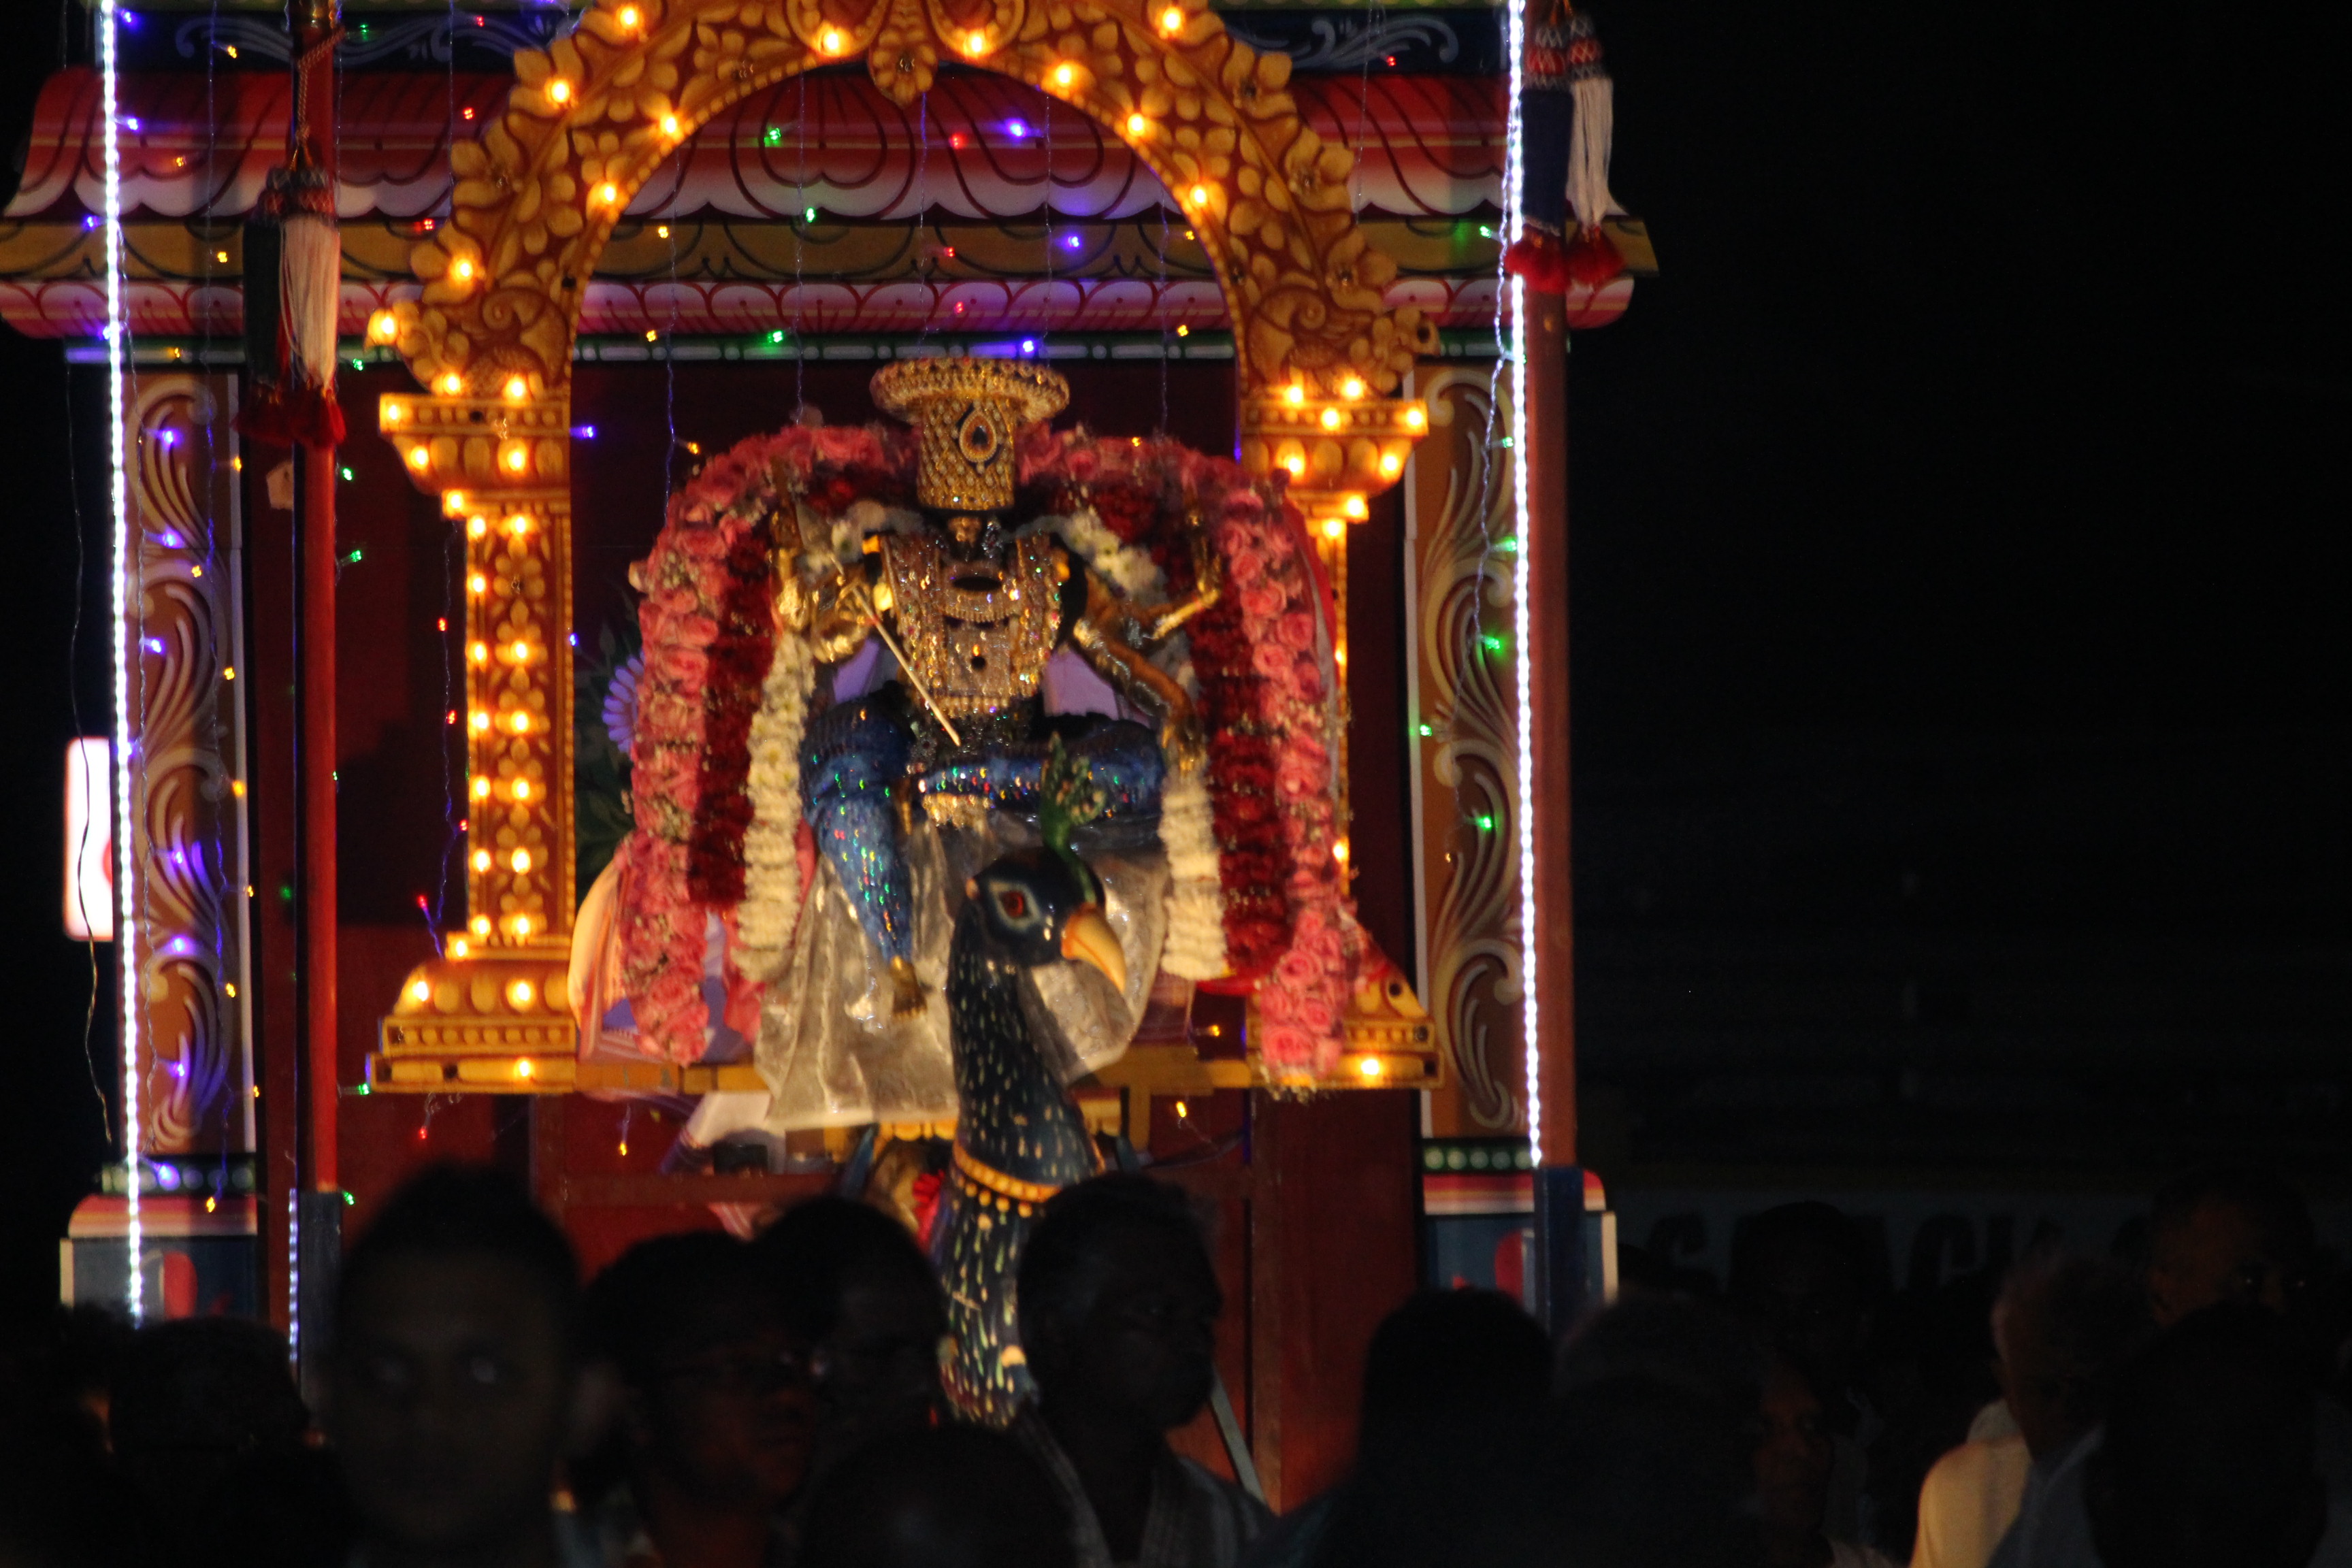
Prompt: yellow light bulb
<box><xmin>510</xmin><ymin>639</ymin><xmax>531</xmax><ymax>662</ymax></box>
<box><xmin>472</xmin><ymin>849</ymin><xmax>492</xmax><ymax>871</ymax></box>
<box><xmin>438</xmin><ymin>372</ymin><xmax>464</xmax><ymax>394</ymax></box>
<box><xmin>384</xmin><ymin>404</ymin><xmax>404</xmax><ymax>424</ymax></box>
<box><xmin>472</xmin><ymin>776</ymin><xmax>491</xmax><ymax>799</ymax></box>
<box><xmin>471</xmin><ymin>915</ymin><xmax>491</xmax><ymax>936</ymax></box>
<box><xmin>1284</xmin><ymin>454</ymin><xmax>1305</xmax><ymax>477</ymax></box>
<box><xmin>468</xmin><ymin>572</ymin><xmax>487</xmax><ymax>594</ymax></box>
<box><xmin>368</xmin><ymin>310</ymin><xmax>399</xmax><ymax>344</ymax></box>
<box><xmin>451</xmin><ymin>259</ymin><xmax>475</xmax><ymax>282</ymax></box>
<box><xmin>1284</xmin><ymin>383</ymin><xmax>1305</xmax><ymax>406</ymax></box>
<box><xmin>510</xmin><ymin>713</ymin><xmax>532</xmax><ymax>734</ymax></box>
<box><xmin>1320</xmin><ymin>407</ymin><xmax>1342</xmax><ymax>430</ymax></box>
<box><xmin>1379</xmin><ymin>452</ymin><xmax>1403</xmax><ymax>477</ymax></box>
<box><xmin>1127</xmin><ymin>112</ymin><xmax>1149</xmax><ymax>137</ymax></box>
<box><xmin>965</xmin><ymin>29</ymin><xmax>987</xmax><ymax>53</ymax></box>
<box><xmin>1341</xmin><ymin>376</ymin><xmax>1365</xmax><ymax>399</ymax></box>
<box><xmin>618</xmin><ymin>3</ymin><xmax>640</xmax><ymax>25</ymax></box>
<box><xmin>548</xmin><ymin>78</ymin><xmax>572</xmax><ymax>103</ymax></box>
<box><xmin>596</xmin><ymin>181</ymin><xmax>618</xmax><ymax>206</ymax></box>
<box><xmin>1404</xmin><ymin>404</ymin><xmax>1426</xmax><ymax>429</ymax></box>
<box><xmin>503</xmin><ymin>446</ymin><xmax>527</xmax><ymax>472</ymax></box>
<box><xmin>468</xmin><ymin>515</ymin><xmax>489</xmax><ymax>538</ymax></box>
<box><xmin>1052</xmin><ymin>62</ymin><xmax>1075</xmax><ymax>88</ymax></box>
<box><xmin>1158</xmin><ymin>5</ymin><xmax>1183</xmax><ymax>32</ymax></box>
<box><xmin>1333</xmin><ymin>840</ymin><xmax>1349</xmax><ymax>862</ymax></box>
<box><xmin>406</xmin><ymin>446</ymin><xmax>431</xmax><ymax>470</ymax></box>
<box><xmin>1322</xmin><ymin>517</ymin><xmax>1344</xmax><ymax>539</ymax></box>
<box><xmin>469</xmin><ymin>710</ymin><xmax>490</xmax><ymax>732</ymax></box>
<box><xmin>508</xmin><ymin>514</ymin><xmax>532</xmax><ymax>535</ymax></box>
<box><xmin>1358</xmin><ymin>1056</ymin><xmax>1382</xmax><ymax>1079</ymax></box>
<box><xmin>662</xmin><ymin>114</ymin><xmax>681</xmax><ymax>136</ymax></box>
<box><xmin>469</xmin><ymin>641</ymin><xmax>489</xmax><ymax>664</ymax></box>
<box><xmin>1343</xmin><ymin>493</ymin><xmax>1369</xmax><ymax>520</ymax></box>
<box><xmin>819</xmin><ymin>27</ymin><xmax>844</xmax><ymax>53</ymax></box>
<box><xmin>409</xmin><ymin>979</ymin><xmax>431</xmax><ymax>1002</ymax></box>
<box><xmin>451</xmin><ymin>937</ymin><xmax>470</xmax><ymax>958</ymax></box>
<box><xmin>503</xmin><ymin>374</ymin><xmax>527</xmax><ymax>401</ymax></box>
<box><xmin>512</xmin><ymin>849</ymin><xmax>532</xmax><ymax>873</ymax></box>
<box><xmin>513</xmin><ymin>778</ymin><xmax>532</xmax><ymax>801</ymax></box>
<box><xmin>512</xmin><ymin>915</ymin><xmax>533</xmax><ymax>936</ymax></box>
<box><xmin>1188</xmin><ymin>183</ymin><xmax>1210</xmax><ymax>208</ymax></box>
<box><xmin>516</xmin><ymin>1057</ymin><xmax>535</xmax><ymax>1077</ymax></box>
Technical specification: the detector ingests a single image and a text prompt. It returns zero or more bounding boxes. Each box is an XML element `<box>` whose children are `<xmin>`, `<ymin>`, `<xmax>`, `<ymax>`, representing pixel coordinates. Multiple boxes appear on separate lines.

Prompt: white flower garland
<box><xmin>734</xmin><ymin>626</ymin><xmax>815</xmax><ymax>983</ymax></box>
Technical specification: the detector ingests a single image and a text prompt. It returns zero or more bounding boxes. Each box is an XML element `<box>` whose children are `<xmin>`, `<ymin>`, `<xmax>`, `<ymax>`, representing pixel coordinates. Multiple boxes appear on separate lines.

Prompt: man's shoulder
<box><xmin>1171</xmin><ymin>1454</ymin><xmax>1275</xmax><ymax>1534</ymax></box>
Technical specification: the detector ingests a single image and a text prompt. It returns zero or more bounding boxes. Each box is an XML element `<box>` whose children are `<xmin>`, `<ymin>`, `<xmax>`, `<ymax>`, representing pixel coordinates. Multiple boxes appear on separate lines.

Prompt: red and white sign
<box><xmin>64</xmin><ymin>737</ymin><xmax>112</xmax><ymax>942</ymax></box>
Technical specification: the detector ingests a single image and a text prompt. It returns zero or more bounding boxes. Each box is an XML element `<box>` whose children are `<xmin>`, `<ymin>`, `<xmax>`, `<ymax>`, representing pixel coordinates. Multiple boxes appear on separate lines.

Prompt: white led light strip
<box><xmin>1502</xmin><ymin>0</ymin><xmax>1539</xmax><ymax>1170</ymax></box>
<box><xmin>100</xmin><ymin>0</ymin><xmax>142</xmax><ymax>1322</ymax></box>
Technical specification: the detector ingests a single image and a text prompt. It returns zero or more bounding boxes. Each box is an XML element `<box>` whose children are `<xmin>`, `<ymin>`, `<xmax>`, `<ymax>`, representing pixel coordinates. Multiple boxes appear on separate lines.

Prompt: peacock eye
<box><xmin>997</xmin><ymin>889</ymin><xmax>1028</xmax><ymax>919</ymax></box>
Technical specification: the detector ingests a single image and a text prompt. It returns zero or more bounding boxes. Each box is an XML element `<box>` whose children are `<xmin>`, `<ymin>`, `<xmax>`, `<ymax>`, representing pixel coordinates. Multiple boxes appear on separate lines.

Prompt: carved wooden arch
<box><xmin>372</xmin><ymin>0</ymin><xmax>1438</xmax><ymax>1085</ymax></box>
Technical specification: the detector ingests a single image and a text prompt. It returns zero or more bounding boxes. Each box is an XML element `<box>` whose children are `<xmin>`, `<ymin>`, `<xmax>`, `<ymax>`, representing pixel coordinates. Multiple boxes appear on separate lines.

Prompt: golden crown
<box><xmin>871</xmin><ymin>357</ymin><xmax>1070</xmax><ymax>512</ymax></box>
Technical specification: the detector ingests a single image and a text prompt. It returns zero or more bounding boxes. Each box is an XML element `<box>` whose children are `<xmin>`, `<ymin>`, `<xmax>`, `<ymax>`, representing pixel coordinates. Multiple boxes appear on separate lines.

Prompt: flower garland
<box><xmin>618</xmin><ymin>423</ymin><xmax>904</xmax><ymax>1063</ymax></box>
<box><xmin>1185</xmin><ymin>493</ymin><xmax>1354</xmax><ymax>1080</ymax></box>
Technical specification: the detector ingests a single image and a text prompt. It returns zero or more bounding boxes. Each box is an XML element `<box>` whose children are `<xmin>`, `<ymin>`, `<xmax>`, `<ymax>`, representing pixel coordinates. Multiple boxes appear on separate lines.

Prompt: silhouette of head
<box><xmin>1017</xmin><ymin>1176</ymin><xmax>1219</xmax><ymax>1434</ymax></box>
<box><xmin>798</xmin><ymin>1425</ymin><xmax>1073</xmax><ymax>1568</ymax></box>
<box><xmin>2086</xmin><ymin>1304</ymin><xmax>2325</xmax><ymax>1568</ymax></box>
<box><xmin>328</xmin><ymin>1165</ymin><xmax>600</xmax><ymax>1563</ymax></box>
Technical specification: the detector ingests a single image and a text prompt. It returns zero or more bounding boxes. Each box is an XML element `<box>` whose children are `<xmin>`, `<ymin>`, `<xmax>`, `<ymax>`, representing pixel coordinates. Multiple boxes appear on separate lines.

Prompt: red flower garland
<box><xmin>617</xmin><ymin>424</ymin><xmax>902</xmax><ymax>1062</ymax></box>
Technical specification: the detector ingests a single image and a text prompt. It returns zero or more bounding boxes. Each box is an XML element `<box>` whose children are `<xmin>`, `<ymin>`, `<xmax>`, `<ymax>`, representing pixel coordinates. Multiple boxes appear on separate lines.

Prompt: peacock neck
<box><xmin>946</xmin><ymin>905</ymin><xmax>1097</xmax><ymax>1187</ymax></box>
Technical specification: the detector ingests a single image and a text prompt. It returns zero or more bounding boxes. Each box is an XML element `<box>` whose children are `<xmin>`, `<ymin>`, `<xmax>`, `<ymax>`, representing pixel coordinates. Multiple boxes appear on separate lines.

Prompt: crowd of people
<box><xmin>1</xmin><ymin>1159</ymin><xmax>2346</xmax><ymax>1568</ymax></box>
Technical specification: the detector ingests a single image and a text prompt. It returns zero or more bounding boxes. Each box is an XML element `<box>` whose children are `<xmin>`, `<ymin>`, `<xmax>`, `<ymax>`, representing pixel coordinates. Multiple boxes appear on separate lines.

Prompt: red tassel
<box><xmin>1503</xmin><ymin>231</ymin><xmax>1573</xmax><ymax>296</ymax></box>
<box><xmin>1563</xmin><ymin>226</ymin><xmax>1627</xmax><ymax>289</ymax></box>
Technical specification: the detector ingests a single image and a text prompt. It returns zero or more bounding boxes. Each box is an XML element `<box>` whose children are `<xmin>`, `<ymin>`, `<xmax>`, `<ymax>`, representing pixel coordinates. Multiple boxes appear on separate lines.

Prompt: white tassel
<box><xmin>1567</xmin><ymin>72</ymin><xmax>1619</xmax><ymax>233</ymax></box>
<box><xmin>279</xmin><ymin>208</ymin><xmax>340</xmax><ymax>392</ymax></box>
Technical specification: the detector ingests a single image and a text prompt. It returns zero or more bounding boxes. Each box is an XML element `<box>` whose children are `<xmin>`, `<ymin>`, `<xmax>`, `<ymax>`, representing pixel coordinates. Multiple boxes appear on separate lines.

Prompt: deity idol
<box><xmin>785</xmin><ymin>359</ymin><xmax>1218</xmax><ymax>1019</ymax></box>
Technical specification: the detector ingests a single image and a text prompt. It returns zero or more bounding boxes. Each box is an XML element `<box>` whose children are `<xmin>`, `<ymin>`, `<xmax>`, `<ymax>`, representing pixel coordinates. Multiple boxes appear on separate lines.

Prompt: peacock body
<box><xmin>928</xmin><ymin>742</ymin><xmax>1127</xmax><ymax>1424</ymax></box>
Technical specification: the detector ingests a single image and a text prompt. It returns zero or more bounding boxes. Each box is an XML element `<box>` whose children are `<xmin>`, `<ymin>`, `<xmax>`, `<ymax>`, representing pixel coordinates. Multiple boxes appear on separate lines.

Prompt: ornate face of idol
<box><xmin>948</xmin><ymin>512</ymin><xmax>987</xmax><ymax>549</ymax></box>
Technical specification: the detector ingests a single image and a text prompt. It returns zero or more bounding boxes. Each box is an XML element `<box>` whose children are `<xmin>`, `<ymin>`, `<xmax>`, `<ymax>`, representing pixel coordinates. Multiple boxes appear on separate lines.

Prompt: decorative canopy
<box><xmin>6</xmin><ymin>67</ymin><xmax>1501</xmax><ymax>225</ymax></box>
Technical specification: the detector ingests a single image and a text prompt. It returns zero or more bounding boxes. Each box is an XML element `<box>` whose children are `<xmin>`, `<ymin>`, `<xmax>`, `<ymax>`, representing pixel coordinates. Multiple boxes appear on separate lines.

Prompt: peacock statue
<box><xmin>930</xmin><ymin>738</ymin><xmax>1128</xmax><ymax>1424</ymax></box>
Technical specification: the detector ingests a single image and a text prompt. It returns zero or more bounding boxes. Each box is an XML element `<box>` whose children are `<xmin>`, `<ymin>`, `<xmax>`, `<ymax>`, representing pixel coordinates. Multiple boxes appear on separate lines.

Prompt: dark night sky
<box><xmin>1</xmin><ymin>2</ymin><xmax>2347</xmax><ymax>1307</ymax></box>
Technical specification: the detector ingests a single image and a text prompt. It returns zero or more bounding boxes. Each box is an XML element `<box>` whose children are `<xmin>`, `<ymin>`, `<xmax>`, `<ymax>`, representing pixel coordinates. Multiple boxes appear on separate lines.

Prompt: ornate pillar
<box><xmin>65</xmin><ymin>374</ymin><xmax>259</xmax><ymax>1318</ymax></box>
<box><xmin>375</xmin><ymin>385</ymin><xmax>580</xmax><ymax>1088</ymax></box>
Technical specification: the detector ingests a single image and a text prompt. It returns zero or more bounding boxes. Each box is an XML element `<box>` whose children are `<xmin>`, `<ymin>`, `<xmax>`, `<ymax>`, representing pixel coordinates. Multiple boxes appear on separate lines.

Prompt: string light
<box><xmin>547</xmin><ymin>78</ymin><xmax>572</xmax><ymax>104</ymax></box>
<box><xmin>1158</xmin><ymin>5</ymin><xmax>1183</xmax><ymax>33</ymax></box>
<box><xmin>101</xmin><ymin>0</ymin><xmax>141</xmax><ymax>1325</ymax></box>
<box><xmin>1503</xmin><ymin>0</ymin><xmax>1539</xmax><ymax>1168</ymax></box>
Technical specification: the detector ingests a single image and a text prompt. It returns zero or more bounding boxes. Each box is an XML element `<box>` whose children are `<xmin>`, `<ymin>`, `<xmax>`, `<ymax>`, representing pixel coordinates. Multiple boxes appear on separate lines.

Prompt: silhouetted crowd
<box><xmin>3</xmin><ymin>1160</ymin><xmax>2349</xmax><ymax>1568</ymax></box>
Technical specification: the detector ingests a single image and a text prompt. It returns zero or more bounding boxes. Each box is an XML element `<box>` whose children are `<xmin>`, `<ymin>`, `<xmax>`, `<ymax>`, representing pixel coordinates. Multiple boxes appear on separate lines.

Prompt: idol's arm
<box><xmin>1070</xmin><ymin>567</ymin><xmax>1207</xmax><ymax>772</ymax></box>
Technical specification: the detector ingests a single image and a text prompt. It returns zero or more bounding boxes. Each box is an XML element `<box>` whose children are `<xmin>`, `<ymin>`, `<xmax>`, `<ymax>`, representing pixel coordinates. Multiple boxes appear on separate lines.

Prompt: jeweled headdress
<box><xmin>871</xmin><ymin>357</ymin><xmax>1070</xmax><ymax>512</ymax></box>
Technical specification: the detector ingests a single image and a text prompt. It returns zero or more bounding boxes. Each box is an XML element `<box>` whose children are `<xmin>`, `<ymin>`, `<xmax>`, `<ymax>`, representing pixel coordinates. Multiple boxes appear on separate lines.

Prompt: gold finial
<box><xmin>870</xmin><ymin>357</ymin><xmax>1069</xmax><ymax>512</ymax></box>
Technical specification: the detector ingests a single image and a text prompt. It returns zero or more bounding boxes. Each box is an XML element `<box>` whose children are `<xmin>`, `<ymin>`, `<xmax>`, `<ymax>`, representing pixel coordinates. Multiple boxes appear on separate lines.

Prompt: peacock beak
<box><xmin>1060</xmin><ymin>904</ymin><xmax>1127</xmax><ymax>994</ymax></box>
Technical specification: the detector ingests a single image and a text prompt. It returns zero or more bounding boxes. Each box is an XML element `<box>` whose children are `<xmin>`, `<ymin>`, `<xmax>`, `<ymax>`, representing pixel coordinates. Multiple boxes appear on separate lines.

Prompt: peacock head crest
<box><xmin>1038</xmin><ymin>734</ymin><xmax>1107</xmax><ymax>905</ymax></box>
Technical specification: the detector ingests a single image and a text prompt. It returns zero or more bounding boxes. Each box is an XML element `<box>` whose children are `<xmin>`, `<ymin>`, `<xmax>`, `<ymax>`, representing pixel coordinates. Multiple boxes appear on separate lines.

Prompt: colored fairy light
<box><xmin>101</xmin><ymin>0</ymin><xmax>142</xmax><ymax>1324</ymax></box>
<box><xmin>1005</xmin><ymin>119</ymin><xmax>1029</xmax><ymax>140</ymax></box>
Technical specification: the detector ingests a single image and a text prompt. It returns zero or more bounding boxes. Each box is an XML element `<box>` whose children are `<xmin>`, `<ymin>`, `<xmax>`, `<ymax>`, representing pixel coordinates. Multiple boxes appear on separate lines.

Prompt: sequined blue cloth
<box><xmin>800</xmin><ymin>691</ymin><xmax>1164</xmax><ymax>970</ymax></box>
<box><xmin>800</xmin><ymin>689</ymin><xmax>917</xmax><ymax>968</ymax></box>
